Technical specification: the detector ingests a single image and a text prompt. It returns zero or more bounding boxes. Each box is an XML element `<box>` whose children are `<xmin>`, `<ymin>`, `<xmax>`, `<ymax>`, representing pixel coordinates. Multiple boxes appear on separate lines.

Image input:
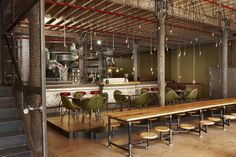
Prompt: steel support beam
<box><xmin>0</xmin><ymin>1</ymin><xmax>2</xmax><ymax>83</ymax></box>
<box><xmin>29</xmin><ymin>1</ymin><xmax>44</xmax><ymax>156</ymax></box>
<box><xmin>80</xmin><ymin>41</ymin><xmax>88</xmax><ymax>82</ymax></box>
<box><xmin>221</xmin><ymin>19</ymin><xmax>229</xmax><ymax>98</ymax></box>
<box><xmin>133</xmin><ymin>43</ymin><xmax>138</xmax><ymax>81</ymax></box>
<box><xmin>156</xmin><ymin>0</ymin><xmax>167</xmax><ymax>106</ymax></box>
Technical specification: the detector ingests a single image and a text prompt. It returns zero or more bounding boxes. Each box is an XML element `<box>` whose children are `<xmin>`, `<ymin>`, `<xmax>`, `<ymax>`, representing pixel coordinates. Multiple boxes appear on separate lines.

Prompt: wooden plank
<box><xmin>105</xmin><ymin>98</ymin><xmax>236</xmax><ymax>121</ymax></box>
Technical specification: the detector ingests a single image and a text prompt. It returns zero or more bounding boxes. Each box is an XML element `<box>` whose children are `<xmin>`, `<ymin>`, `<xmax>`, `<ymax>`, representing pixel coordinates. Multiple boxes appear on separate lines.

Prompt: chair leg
<box><xmin>61</xmin><ymin>109</ymin><xmax>67</xmax><ymax>122</ymax></box>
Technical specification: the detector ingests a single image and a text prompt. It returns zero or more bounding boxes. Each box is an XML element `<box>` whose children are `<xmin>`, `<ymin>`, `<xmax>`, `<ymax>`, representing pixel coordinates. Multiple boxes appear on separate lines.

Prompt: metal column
<box><xmin>133</xmin><ymin>43</ymin><xmax>138</xmax><ymax>81</ymax></box>
<box><xmin>80</xmin><ymin>41</ymin><xmax>88</xmax><ymax>82</ymax></box>
<box><xmin>0</xmin><ymin>1</ymin><xmax>2</xmax><ymax>83</ymax></box>
<box><xmin>155</xmin><ymin>0</ymin><xmax>168</xmax><ymax>106</ymax></box>
<box><xmin>221</xmin><ymin>19</ymin><xmax>229</xmax><ymax>98</ymax></box>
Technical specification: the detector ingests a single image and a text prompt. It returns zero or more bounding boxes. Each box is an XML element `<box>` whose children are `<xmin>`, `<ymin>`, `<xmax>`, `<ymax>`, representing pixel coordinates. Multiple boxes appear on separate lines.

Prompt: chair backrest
<box><xmin>85</xmin><ymin>95</ymin><xmax>105</xmax><ymax>110</ymax></box>
<box><xmin>73</xmin><ymin>92</ymin><xmax>85</xmax><ymax>99</ymax></box>
<box><xmin>100</xmin><ymin>92</ymin><xmax>108</xmax><ymax>105</ymax></box>
<box><xmin>113</xmin><ymin>90</ymin><xmax>127</xmax><ymax>103</ymax></box>
<box><xmin>135</xmin><ymin>93</ymin><xmax>152</xmax><ymax>106</ymax></box>
<box><xmin>141</xmin><ymin>88</ymin><xmax>149</xmax><ymax>94</ymax></box>
<box><xmin>165</xmin><ymin>90</ymin><xmax>174</xmax><ymax>104</ymax></box>
<box><xmin>172</xmin><ymin>90</ymin><xmax>180</xmax><ymax>99</ymax></box>
<box><xmin>186</xmin><ymin>88</ymin><xmax>198</xmax><ymax>99</ymax></box>
<box><xmin>61</xmin><ymin>96</ymin><xmax>78</xmax><ymax>110</ymax></box>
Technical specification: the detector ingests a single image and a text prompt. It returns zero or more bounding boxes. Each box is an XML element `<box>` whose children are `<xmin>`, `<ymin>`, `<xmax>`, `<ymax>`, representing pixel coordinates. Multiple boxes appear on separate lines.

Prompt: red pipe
<box><xmin>45</xmin><ymin>0</ymin><xmax>219</xmax><ymax>36</ymax></box>
<box><xmin>204</xmin><ymin>0</ymin><xmax>236</xmax><ymax>12</ymax></box>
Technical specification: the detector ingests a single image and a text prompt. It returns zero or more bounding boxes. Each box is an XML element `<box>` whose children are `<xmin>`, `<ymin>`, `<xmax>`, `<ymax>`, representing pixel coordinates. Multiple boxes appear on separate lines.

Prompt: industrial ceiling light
<box><xmin>97</xmin><ymin>40</ymin><xmax>102</xmax><ymax>45</ymax></box>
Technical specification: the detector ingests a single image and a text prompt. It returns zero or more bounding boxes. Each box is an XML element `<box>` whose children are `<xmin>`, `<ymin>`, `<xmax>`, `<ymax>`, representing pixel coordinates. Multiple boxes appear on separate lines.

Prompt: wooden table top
<box><xmin>105</xmin><ymin>98</ymin><xmax>236</xmax><ymax>122</ymax></box>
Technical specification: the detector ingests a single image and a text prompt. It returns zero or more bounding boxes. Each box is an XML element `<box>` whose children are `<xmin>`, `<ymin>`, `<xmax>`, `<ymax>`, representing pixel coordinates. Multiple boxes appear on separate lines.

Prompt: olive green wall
<box><xmin>170</xmin><ymin>40</ymin><xmax>236</xmax><ymax>98</ymax></box>
<box><xmin>114</xmin><ymin>51</ymin><xmax>171</xmax><ymax>81</ymax></box>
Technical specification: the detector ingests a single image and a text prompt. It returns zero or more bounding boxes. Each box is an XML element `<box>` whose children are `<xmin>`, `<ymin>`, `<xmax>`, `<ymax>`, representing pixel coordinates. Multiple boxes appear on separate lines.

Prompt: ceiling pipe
<box><xmin>204</xmin><ymin>0</ymin><xmax>236</xmax><ymax>12</ymax></box>
<box><xmin>45</xmin><ymin>0</ymin><xmax>219</xmax><ymax>36</ymax></box>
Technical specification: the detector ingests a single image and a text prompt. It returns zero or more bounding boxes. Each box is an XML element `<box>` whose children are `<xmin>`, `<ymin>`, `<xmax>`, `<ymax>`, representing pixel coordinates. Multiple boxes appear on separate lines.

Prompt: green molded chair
<box><xmin>82</xmin><ymin>94</ymin><xmax>106</xmax><ymax>121</ymax></box>
<box><xmin>132</xmin><ymin>93</ymin><xmax>152</xmax><ymax>108</ymax></box>
<box><xmin>165</xmin><ymin>90</ymin><xmax>174</xmax><ymax>105</ymax></box>
<box><xmin>184</xmin><ymin>88</ymin><xmax>198</xmax><ymax>102</ymax></box>
<box><xmin>172</xmin><ymin>90</ymin><xmax>181</xmax><ymax>103</ymax></box>
<box><xmin>61</xmin><ymin>96</ymin><xmax>80</xmax><ymax>122</ymax></box>
<box><xmin>113</xmin><ymin>90</ymin><xmax>130</xmax><ymax>111</ymax></box>
<box><xmin>72</xmin><ymin>92</ymin><xmax>85</xmax><ymax>105</ymax></box>
<box><xmin>100</xmin><ymin>92</ymin><xmax>109</xmax><ymax>110</ymax></box>
<box><xmin>141</xmin><ymin>88</ymin><xmax>149</xmax><ymax>94</ymax></box>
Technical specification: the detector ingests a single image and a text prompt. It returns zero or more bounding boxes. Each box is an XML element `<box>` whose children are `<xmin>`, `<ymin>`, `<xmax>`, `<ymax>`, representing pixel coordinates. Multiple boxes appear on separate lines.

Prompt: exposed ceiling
<box><xmin>34</xmin><ymin>0</ymin><xmax>236</xmax><ymax>53</ymax></box>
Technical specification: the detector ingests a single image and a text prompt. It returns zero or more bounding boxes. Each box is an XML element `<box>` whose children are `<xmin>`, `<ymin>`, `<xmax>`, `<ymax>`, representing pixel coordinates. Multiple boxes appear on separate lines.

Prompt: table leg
<box><xmin>128</xmin><ymin>122</ymin><xmax>132</xmax><ymax>157</ymax></box>
<box><xmin>108</xmin><ymin>117</ymin><xmax>111</xmax><ymax>148</ymax></box>
<box><xmin>222</xmin><ymin>106</ymin><xmax>225</xmax><ymax>129</ymax></box>
<box><xmin>199</xmin><ymin>110</ymin><xmax>203</xmax><ymax>137</ymax></box>
<box><xmin>168</xmin><ymin>115</ymin><xmax>172</xmax><ymax>145</ymax></box>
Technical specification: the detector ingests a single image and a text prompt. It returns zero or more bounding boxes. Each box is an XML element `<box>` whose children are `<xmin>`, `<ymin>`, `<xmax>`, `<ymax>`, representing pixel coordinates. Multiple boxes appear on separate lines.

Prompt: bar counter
<box><xmin>46</xmin><ymin>81</ymin><xmax>158</xmax><ymax>107</ymax></box>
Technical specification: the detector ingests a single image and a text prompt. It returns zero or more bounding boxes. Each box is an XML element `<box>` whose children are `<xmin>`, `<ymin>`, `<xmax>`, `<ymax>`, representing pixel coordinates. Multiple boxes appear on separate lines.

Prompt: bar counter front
<box><xmin>46</xmin><ymin>81</ymin><xmax>158</xmax><ymax>108</ymax></box>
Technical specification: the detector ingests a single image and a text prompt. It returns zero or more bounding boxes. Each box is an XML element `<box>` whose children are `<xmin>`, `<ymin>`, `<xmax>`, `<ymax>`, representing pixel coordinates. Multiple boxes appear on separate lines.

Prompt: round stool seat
<box><xmin>140</xmin><ymin>132</ymin><xmax>158</xmax><ymax>140</ymax></box>
<box><xmin>155</xmin><ymin>126</ymin><xmax>170</xmax><ymax>132</ymax></box>
<box><xmin>223</xmin><ymin>115</ymin><xmax>236</xmax><ymax>120</ymax></box>
<box><xmin>188</xmin><ymin>111</ymin><xmax>197</xmax><ymax>114</ymax></box>
<box><xmin>110</xmin><ymin>122</ymin><xmax>121</xmax><ymax>128</ymax></box>
<box><xmin>209</xmin><ymin>108</ymin><xmax>218</xmax><ymax>111</ymax></box>
<box><xmin>231</xmin><ymin>113</ymin><xmax>236</xmax><ymax>116</ymax></box>
<box><xmin>180</xmin><ymin>123</ymin><xmax>195</xmax><ymax>130</ymax></box>
<box><xmin>178</xmin><ymin>113</ymin><xmax>186</xmax><ymax>116</ymax></box>
<box><xmin>132</xmin><ymin>121</ymin><xmax>141</xmax><ymax>124</ymax></box>
<box><xmin>149</xmin><ymin>118</ymin><xmax>157</xmax><ymax>121</ymax></box>
<box><xmin>200</xmin><ymin>120</ymin><xmax>214</xmax><ymax>125</ymax></box>
<box><xmin>208</xmin><ymin>117</ymin><xmax>221</xmax><ymax>122</ymax></box>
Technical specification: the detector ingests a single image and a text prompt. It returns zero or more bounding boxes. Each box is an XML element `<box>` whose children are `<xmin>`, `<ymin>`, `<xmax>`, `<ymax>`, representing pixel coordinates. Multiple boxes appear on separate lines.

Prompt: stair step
<box><xmin>0</xmin><ymin>97</ymin><xmax>15</xmax><ymax>108</ymax></box>
<box><xmin>0</xmin><ymin>145</ymin><xmax>31</xmax><ymax>157</ymax></box>
<box><xmin>0</xmin><ymin>133</ymin><xmax>26</xmax><ymax>148</ymax></box>
<box><xmin>0</xmin><ymin>118</ymin><xmax>22</xmax><ymax>133</ymax></box>
<box><xmin>0</xmin><ymin>87</ymin><xmax>12</xmax><ymax>97</ymax></box>
<box><xmin>0</xmin><ymin>108</ymin><xmax>18</xmax><ymax>119</ymax></box>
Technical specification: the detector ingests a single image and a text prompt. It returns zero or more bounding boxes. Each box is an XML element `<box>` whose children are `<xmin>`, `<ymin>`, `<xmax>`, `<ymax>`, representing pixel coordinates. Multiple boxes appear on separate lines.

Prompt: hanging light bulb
<box><xmin>150</xmin><ymin>67</ymin><xmax>153</xmax><ymax>72</ymax></box>
<box><xmin>154</xmin><ymin>47</ymin><xmax>157</xmax><ymax>51</ymax></box>
<box><xmin>131</xmin><ymin>54</ymin><xmax>134</xmax><ymax>59</ymax></box>
<box><xmin>116</xmin><ymin>68</ymin><xmax>119</xmax><ymax>73</ymax></box>
<box><xmin>199</xmin><ymin>50</ymin><xmax>202</xmax><ymax>56</ymax></box>
<box><xmin>151</xmin><ymin>71</ymin><xmax>154</xmax><ymax>75</ymax></box>
<box><xmin>138</xmin><ymin>24</ymin><xmax>142</xmax><ymax>30</ymax></box>
<box><xmin>169</xmin><ymin>28</ymin><xmax>173</xmax><ymax>34</ymax></box>
<box><xmin>125</xmin><ymin>38</ymin><xmax>128</xmax><ymax>44</ymax></box>
<box><xmin>178</xmin><ymin>51</ymin><xmax>181</xmax><ymax>58</ymax></box>
<box><xmin>165</xmin><ymin>37</ymin><xmax>168</xmax><ymax>41</ymax></box>
<box><xmin>120</xmin><ymin>67</ymin><xmax>123</xmax><ymax>71</ymax></box>
<box><xmin>190</xmin><ymin>41</ymin><xmax>193</xmax><ymax>44</ymax></box>
<box><xmin>212</xmin><ymin>32</ymin><xmax>215</xmax><ymax>36</ymax></box>
<box><xmin>195</xmin><ymin>38</ymin><xmax>198</xmax><ymax>42</ymax></box>
<box><xmin>158</xmin><ymin>26</ymin><xmax>160</xmax><ymax>31</ymax></box>
<box><xmin>150</xmin><ymin>51</ymin><xmax>153</xmax><ymax>55</ymax></box>
<box><xmin>127</xmin><ymin>43</ymin><xmax>130</xmax><ymax>48</ymax></box>
<box><xmin>215</xmin><ymin>42</ymin><xmax>218</xmax><ymax>47</ymax></box>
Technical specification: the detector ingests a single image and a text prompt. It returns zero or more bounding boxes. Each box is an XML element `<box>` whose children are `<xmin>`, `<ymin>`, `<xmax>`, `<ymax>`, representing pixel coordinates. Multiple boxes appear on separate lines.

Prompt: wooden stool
<box><xmin>155</xmin><ymin>126</ymin><xmax>171</xmax><ymax>144</ymax></box>
<box><xmin>140</xmin><ymin>132</ymin><xmax>157</xmax><ymax>148</ymax></box>
<box><xmin>223</xmin><ymin>115</ymin><xmax>236</xmax><ymax>126</ymax></box>
<box><xmin>231</xmin><ymin>113</ymin><xmax>236</xmax><ymax>116</ymax></box>
<box><xmin>149</xmin><ymin>118</ymin><xmax>157</xmax><ymax>127</ymax></box>
<box><xmin>200</xmin><ymin>120</ymin><xmax>214</xmax><ymax>134</ymax></box>
<box><xmin>179</xmin><ymin>123</ymin><xmax>195</xmax><ymax>130</ymax></box>
<box><xmin>208</xmin><ymin>117</ymin><xmax>221</xmax><ymax>122</ymax></box>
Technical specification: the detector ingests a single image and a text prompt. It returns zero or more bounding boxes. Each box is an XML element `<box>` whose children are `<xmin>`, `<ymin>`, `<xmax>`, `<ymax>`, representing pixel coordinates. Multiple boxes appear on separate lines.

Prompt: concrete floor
<box><xmin>48</xmin><ymin>123</ymin><xmax>236</xmax><ymax>157</ymax></box>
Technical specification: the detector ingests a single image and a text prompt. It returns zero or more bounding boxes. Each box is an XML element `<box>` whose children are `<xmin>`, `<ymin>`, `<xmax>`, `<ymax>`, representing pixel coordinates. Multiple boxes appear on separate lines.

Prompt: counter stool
<box><xmin>155</xmin><ymin>126</ymin><xmax>171</xmax><ymax>145</ymax></box>
<box><xmin>223</xmin><ymin>115</ymin><xmax>236</xmax><ymax>126</ymax></box>
<box><xmin>179</xmin><ymin>123</ymin><xmax>195</xmax><ymax>130</ymax></box>
<box><xmin>199</xmin><ymin>120</ymin><xmax>214</xmax><ymax>136</ymax></box>
<box><xmin>90</xmin><ymin>91</ymin><xmax>100</xmax><ymax>95</ymax></box>
<box><xmin>149</xmin><ymin>118</ymin><xmax>157</xmax><ymax>128</ymax></box>
<box><xmin>110</xmin><ymin>121</ymin><xmax>122</xmax><ymax>136</ymax></box>
<box><xmin>208</xmin><ymin>117</ymin><xmax>221</xmax><ymax>123</ymax></box>
<box><xmin>140</xmin><ymin>132</ymin><xmax>157</xmax><ymax>148</ymax></box>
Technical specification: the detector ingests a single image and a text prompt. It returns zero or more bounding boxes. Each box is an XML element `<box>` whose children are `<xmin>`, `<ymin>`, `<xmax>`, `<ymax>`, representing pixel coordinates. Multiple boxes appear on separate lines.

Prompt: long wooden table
<box><xmin>106</xmin><ymin>98</ymin><xmax>236</xmax><ymax>157</ymax></box>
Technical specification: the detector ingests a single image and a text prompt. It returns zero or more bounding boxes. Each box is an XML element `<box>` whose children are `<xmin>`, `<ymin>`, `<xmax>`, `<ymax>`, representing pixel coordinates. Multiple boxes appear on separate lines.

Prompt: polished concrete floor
<box><xmin>48</xmin><ymin>122</ymin><xmax>236</xmax><ymax>157</ymax></box>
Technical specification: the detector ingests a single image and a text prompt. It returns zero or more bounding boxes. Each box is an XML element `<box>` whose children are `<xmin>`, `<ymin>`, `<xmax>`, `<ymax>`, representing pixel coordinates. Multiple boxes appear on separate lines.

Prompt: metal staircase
<box><xmin>0</xmin><ymin>86</ymin><xmax>31</xmax><ymax>157</ymax></box>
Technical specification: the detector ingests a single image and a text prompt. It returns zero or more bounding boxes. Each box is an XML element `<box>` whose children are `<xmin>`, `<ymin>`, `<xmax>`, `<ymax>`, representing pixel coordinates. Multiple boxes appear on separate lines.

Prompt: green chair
<box><xmin>131</xmin><ymin>93</ymin><xmax>152</xmax><ymax>108</ymax></box>
<box><xmin>172</xmin><ymin>90</ymin><xmax>181</xmax><ymax>103</ymax></box>
<box><xmin>113</xmin><ymin>90</ymin><xmax>130</xmax><ymax>111</ymax></box>
<box><xmin>141</xmin><ymin>88</ymin><xmax>149</xmax><ymax>94</ymax></box>
<box><xmin>72</xmin><ymin>92</ymin><xmax>85</xmax><ymax>105</ymax></box>
<box><xmin>81</xmin><ymin>94</ymin><xmax>106</xmax><ymax>121</ymax></box>
<box><xmin>60</xmin><ymin>96</ymin><xmax>80</xmax><ymax>122</ymax></box>
<box><xmin>184</xmin><ymin>88</ymin><xmax>198</xmax><ymax>102</ymax></box>
<box><xmin>100</xmin><ymin>92</ymin><xmax>109</xmax><ymax>110</ymax></box>
<box><xmin>165</xmin><ymin>90</ymin><xmax>174</xmax><ymax>105</ymax></box>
